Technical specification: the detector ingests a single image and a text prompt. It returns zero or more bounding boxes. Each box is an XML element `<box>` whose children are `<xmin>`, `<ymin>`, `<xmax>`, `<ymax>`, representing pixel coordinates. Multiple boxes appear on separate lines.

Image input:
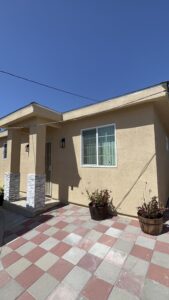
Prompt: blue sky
<box><xmin>0</xmin><ymin>0</ymin><xmax>169</xmax><ymax>118</ymax></box>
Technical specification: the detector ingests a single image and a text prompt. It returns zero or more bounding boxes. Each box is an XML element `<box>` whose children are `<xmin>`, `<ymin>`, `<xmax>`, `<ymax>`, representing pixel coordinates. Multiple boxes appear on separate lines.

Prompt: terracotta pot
<box><xmin>89</xmin><ymin>203</ymin><xmax>108</xmax><ymax>220</ymax></box>
<box><xmin>138</xmin><ymin>214</ymin><xmax>163</xmax><ymax>235</ymax></box>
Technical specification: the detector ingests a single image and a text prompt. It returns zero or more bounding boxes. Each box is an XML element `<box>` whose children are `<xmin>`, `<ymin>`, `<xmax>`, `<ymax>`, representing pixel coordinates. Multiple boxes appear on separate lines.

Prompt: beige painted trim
<box><xmin>63</xmin><ymin>84</ymin><xmax>167</xmax><ymax>121</ymax></box>
<box><xmin>0</xmin><ymin>130</ymin><xmax>8</xmax><ymax>138</ymax></box>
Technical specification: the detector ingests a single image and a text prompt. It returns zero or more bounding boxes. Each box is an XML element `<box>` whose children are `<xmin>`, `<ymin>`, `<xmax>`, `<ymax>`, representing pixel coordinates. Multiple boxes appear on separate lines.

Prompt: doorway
<box><xmin>45</xmin><ymin>142</ymin><xmax>52</xmax><ymax>196</ymax></box>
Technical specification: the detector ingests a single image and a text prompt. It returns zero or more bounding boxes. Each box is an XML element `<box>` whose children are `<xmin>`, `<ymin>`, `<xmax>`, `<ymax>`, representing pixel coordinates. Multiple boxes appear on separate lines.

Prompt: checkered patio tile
<box><xmin>0</xmin><ymin>204</ymin><xmax>169</xmax><ymax>299</ymax></box>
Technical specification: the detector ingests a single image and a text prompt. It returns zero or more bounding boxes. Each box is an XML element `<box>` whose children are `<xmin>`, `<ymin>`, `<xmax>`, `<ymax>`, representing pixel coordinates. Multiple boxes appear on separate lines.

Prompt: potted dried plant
<box><xmin>0</xmin><ymin>187</ymin><xmax>4</xmax><ymax>206</ymax></box>
<box><xmin>87</xmin><ymin>189</ymin><xmax>116</xmax><ymax>220</ymax></box>
<box><xmin>137</xmin><ymin>196</ymin><xmax>167</xmax><ymax>235</ymax></box>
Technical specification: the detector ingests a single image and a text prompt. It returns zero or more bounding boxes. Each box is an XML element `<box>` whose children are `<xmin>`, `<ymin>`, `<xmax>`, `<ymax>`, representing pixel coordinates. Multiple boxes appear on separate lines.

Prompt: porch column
<box><xmin>4</xmin><ymin>129</ymin><xmax>21</xmax><ymax>201</ymax></box>
<box><xmin>26</xmin><ymin>124</ymin><xmax>46</xmax><ymax>209</ymax></box>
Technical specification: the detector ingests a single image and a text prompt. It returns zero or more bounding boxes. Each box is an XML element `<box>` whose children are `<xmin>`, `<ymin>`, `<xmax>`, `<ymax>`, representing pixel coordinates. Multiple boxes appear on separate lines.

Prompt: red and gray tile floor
<box><xmin>0</xmin><ymin>204</ymin><xmax>169</xmax><ymax>300</ymax></box>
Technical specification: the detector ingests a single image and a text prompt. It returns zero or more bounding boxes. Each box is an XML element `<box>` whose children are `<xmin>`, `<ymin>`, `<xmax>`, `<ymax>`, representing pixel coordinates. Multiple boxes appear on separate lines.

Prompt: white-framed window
<box><xmin>3</xmin><ymin>143</ymin><xmax>7</xmax><ymax>159</ymax></box>
<box><xmin>81</xmin><ymin>124</ymin><xmax>117</xmax><ymax>167</ymax></box>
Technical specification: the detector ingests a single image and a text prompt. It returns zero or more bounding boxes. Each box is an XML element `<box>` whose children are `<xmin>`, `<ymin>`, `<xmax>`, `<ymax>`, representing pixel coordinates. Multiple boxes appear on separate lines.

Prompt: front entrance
<box><xmin>45</xmin><ymin>142</ymin><xmax>52</xmax><ymax>196</ymax></box>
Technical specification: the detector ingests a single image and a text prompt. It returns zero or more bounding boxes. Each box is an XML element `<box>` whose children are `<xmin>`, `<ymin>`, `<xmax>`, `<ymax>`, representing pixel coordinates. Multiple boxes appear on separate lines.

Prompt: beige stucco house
<box><xmin>0</xmin><ymin>82</ymin><xmax>169</xmax><ymax>217</ymax></box>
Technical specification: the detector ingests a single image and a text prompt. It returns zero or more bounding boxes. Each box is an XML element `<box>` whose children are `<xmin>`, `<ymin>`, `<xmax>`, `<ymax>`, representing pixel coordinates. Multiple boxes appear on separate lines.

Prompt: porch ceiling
<box><xmin>0</xmin><ymin>102</ymin><xmax>62</xmax><ymax>129</ymax></box>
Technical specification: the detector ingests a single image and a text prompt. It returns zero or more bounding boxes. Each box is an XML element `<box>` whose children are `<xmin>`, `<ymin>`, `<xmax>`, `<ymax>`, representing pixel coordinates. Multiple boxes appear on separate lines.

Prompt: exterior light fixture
<box><xmin>25</xmin><ymin>144</ymin><xmax>29</xmax><ymax>153</ymax></box>
<box><xmin>60</xmin><ymin>138</ymin><xmax>65</xmax><ymax>148</ymax></box>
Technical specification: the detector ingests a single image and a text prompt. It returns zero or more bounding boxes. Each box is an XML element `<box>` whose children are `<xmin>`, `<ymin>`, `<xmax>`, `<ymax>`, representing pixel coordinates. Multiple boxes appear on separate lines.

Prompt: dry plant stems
<box><xmin>137</xmin><ymin>182</ymin><xmax>168</xmax><ymax>219</ymax></box>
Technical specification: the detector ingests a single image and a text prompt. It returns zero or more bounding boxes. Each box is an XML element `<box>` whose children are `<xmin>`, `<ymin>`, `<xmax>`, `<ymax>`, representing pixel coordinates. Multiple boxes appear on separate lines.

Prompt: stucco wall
<box><xmin>154</xmin><ymin>111</ymin><xmax>169</xmax><ymax>206</ymax></box>
<box><xmin>0</xmin><ymin>137</ymin><xmax>7</xmax><ymax>187</ymax></box>
<box><xmin>0</xmin><ymin>103</ymin><xmax>159</xmax><ymax>216</ymax></box>
<box><xmin>51</xmin><ymin>103</ymin><xmax>158</xmax><ymax>216</ymax></box>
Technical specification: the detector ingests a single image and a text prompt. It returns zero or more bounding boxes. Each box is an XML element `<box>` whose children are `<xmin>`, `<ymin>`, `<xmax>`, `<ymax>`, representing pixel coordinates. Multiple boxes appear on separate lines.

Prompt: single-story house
<box><xmin>0</xmin><ymin>82</ymin><xmax>169</xmax><ymax>217</ymax></box>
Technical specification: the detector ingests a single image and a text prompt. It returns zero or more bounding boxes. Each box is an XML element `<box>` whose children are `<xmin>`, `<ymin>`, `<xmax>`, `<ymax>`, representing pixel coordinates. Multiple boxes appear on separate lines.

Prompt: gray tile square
<box><xmin>95</xmin><ymin>260</ymin><xmax>121</xmax><ymax>284</ymax></box>
<box><xmin>16</xmin><ymin>241</ymin><xmax>36</xmax><ymax>255</ymax></box>
<box><xmin>105</xmin><ymin>227</ymin><xmax>122</xmax><ymax>238</ymax></box>
<box><xmin>63</xmin><ymin>266</ymin><xmax>91</xmax><ymax>292</ymax></box>
<box><xmin>157</xmin><ymin>233</ymin><xmax>169</xmax><ymax>243</ymax></box>
<box><xmin>44</xmin><ymin>227</ymin><xmax>58</xmax><ymax>236</ymax></box>
<box><xmin>35</xmin><ymin>252</ymin><xmax>59</xmax><ymax>271</ymax></box>
<box><xmin>40</xmin><ymin>237</ymin><xmax>59</xmax><ymax>250</ymax></box>
<box><xmin>84</xmin><ymin>230</ymin><xmax>102</xmax><ymax>242</ymax></box>
<box><xmin>123</xmin><ymin>255</ymin><xmax>149</xmax><ymax>277</ymax></box>
<box><xmin>63</xmin><ymin>224</ymin><xmax>77</xmax><ymax>233</ymax></box>
<box><xmin>124</xmin><ymin>225</ymin><xmax>141</xmax><ymax>234</ymax></box>
<box><xmin>47</xmin><ymin>282</ymin><xmax>78</xmax><ymax>300</ymax></box>
<box><xmin>0</xmin><ymin>279</ymin><xmax>24</xmax><ymax>300</ymax></box>
<box><xmin>6</xmin><ymin>257</ymin><xmax>31</xmax><ymax>278</ymax></box>
<box><xmin>113</xmin><ymin>238</ymin><xmax>134</xmax><ymax>253</ymax></box>
<box><xmin>151</xmin><ymin>251</ymin><xmax>169</xmax><ymax>269</ymax></box>
<box><xmin>63</xmin><ymin>247</ymin><xmax>86</xmax><ymax>264</ymax></box>
<box><xmin>63</xmin><ymin>233</ymin><xmax>82</xmax><ymax>246</ymax></box>
<box><xmin>141</xmin><ymin>279</ymin><xmax>169</xmax><ymax>300</ymax></box>
<box><xmin>135</xmin><ymin>236</ymin><xmax>156</xmax><ymax>250</ymax></box>
<box><xmin>23</xmin><ymin>229</ymin><xmax>39</xmax><ymax>240</ymax></box>
<box><xmin>108</xmin><ymin>286</ymin><xmax>139</xmax><ymax>300</ymax></box>
<box><xmin>105</xmin><ymin>248</ymin><xmax>127</xmax><ymax>266</ymax></box>
<box><xmin>28</xmin><ymin>273</ymin><xmax>59</xmax><ymax>300</ymax></box>
<box><xmin>89</xmin><ymin>242</ymin><xmax>110</xmax><ymax>258</ymax></box>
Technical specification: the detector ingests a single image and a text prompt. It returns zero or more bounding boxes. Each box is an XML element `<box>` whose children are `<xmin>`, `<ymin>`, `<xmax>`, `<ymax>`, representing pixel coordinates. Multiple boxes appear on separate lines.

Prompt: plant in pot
<box><xmin>0</xmin><ymin>187</ymin><xmax>4</xmax><ymax>206</ymax></box>
<box><xmin>137</xmin><ymin>196</ymin><xmax>167</xmax><ymax>235</ymax></box>
<box><xmin>87</xmin><ymin>189</ymin><xmax>116</xmax><ymax>220</ymax></box>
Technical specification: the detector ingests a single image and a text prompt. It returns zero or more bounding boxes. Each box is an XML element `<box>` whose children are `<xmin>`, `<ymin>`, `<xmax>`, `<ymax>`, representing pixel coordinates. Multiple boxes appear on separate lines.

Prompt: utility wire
<box><xmin>0</xmin><ymin>70</ymin><xmax>98</xmax><ymax>103</ymax></box>
<box><xmin>0</xmin><ymin>89</ymin><xmax>167</xmax><ymax>130</ymax></box>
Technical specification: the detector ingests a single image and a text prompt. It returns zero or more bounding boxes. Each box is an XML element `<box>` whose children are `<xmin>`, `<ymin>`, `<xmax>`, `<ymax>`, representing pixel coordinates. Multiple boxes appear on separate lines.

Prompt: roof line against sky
<box><xmin>63</xmin><ymin>81</ymin><xmax>168</xmax><ymax>113</ymax></box>
<box><xmin>0</xmin><ymin>81</ymin><xmax>168</xmax><ymax>124</ymax></box>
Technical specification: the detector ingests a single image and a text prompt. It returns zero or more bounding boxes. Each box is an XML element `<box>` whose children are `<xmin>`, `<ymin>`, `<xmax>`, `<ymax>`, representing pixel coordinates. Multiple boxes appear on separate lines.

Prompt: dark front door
<box><xmin>45</xmin><ymin>142</ymin><xmax>52</xmax><ymax>196</ymax></box>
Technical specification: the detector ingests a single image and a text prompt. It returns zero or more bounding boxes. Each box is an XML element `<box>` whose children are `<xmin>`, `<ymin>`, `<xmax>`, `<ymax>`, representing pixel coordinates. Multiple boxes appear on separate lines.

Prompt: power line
<box><xmin>0</xmin><ymin>88</ymin><xmax>167</xmax><ymax>130</ymax></box>
<box><xmin>0</xmin><ymin>70</ymin><xmax>98</xmax><ymax>103</ymax></box>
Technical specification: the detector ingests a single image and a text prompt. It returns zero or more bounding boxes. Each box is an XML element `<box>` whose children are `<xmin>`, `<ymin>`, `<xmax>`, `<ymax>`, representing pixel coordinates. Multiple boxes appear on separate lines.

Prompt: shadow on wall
<box><xmin>49</xmin><ymin>104</ymin><xmax>155</xmax><ymax>205</ymax></box>
<box><xmin>51</xmin><ymin>126</ymin><xmax>81</xmax><ymax>204</ymax></box>
<box><xmin>115</xmin><ymin>153</ymin><xmax>156</xmax><ymax>212</ymax></box>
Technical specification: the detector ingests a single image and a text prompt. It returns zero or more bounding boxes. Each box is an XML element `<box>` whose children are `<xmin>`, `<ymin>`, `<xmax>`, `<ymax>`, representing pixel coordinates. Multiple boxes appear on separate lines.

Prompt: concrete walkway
<box><xmin>0</xmin><ymin>204</ymin><xmax>169</xmax><ymax>300</ymax></box>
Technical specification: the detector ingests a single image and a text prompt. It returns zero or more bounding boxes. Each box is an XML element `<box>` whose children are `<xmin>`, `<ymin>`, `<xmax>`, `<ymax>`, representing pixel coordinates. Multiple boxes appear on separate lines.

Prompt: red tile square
<box><xmin>25</xmin><ymin>246</ymin><xmax>46</xmax><ymax>263</ymax></box>
<box><xmin>112</xmin><ymin>222</ymin><xmax>127</xmax><ymax>230</ymax></box>
<box><xmin>55</xmin><ymin>221</ymin><xmax>68</xmax><ymax>229</ymax></box>
<box><xmin>78</xmin><ymin>253</ymin><xmax>102</xmax><ymax>272</ymax></box>
<box><xmin>116</xmin><ymin>270</ymin><xmax>144</xmax><ymax>297</ymax></box>
<box><xmin>120</xmin><ymin>232</ymin><xmax>137</xmax><ymax>242</ymax></box>
<box><xmin>31</xmin><ymin>233</ymin><xmax>48</xmax><ymax>245</ymax></box>
<box><xmin>2</xmin><ymin>251</ymin><xmax>21</xmax><ymax>268</ymax></box>
<box><xmin>36</xmin><ymin>223</ymin><xmax>51</xmax><ymax>232</ymax></box>
<box><xmin>155</xmin><ymin>240</ymin><xmax>169</xmax><ymax>255</ymax></box>
<box><xmin>130</xmin><ymin>219</ymin><xmax>140</xmax><ymax>227</ymax></box>
<box><xmin>74</xmin><ymin>227</ymin><xmax>89</xmax><ymax>236</ymax></box>
<box><xmin>8</xmin><ymin>237</ymin><xmax>26</xmax><ymax>250</ymax></box>
<box><xmin>98</xmin><ymin>234</ymin><xmax>117</xmax><ymax>247</ymax></box>
<box><xmin>53</xmin><ymin>230</ymin><xmax>69</xmax><ymax>240</ymax></box>
<box><xmin>48</xmin><ymin>258</ymin><xmax>73</xmax><ymax>281</ymax></box>
<box><xmin>72</xmin><ymin>219</ymin><xmax>85</xmax><ymax>225</ymax></box>
<box><xmin>0</xmin><ymin>270</ymin><xmax>11</xmax><ymax>288</ymax></box>
<box><xmin>147</xmin><ymin>263</ymin><xmax>169</xmax><ymax>287</ymax></box>
<box><xmin>78</xmin><ymin>238</ymin><xmax>94</xmax><ymax>251</ymax></box>
<box><xmin>82</xmin><ymin>276</ymin><xmax>112</xmax><ymax>300</ymax></box>
<box><xmin>16</xmin><ymin>265</ymin><xmax>43</xmax><ymax>289</ymax></box>
<box><xmin>94</xmin><ymin>224</ymin><xmax>108</xmax><ymax>233</ymax></box>
<box><xmin>131</xmin><ymin>245</ymin><xmax>153</xmax><ymax>261</ymax></box>
<box><xmin>50</xmin><ymin>242</ymin><xmax>71</xmax><ymax>256</ymax></box>
<box><xmin>17</xmin><ymin>291</ymin><xmax>35</xmax><ymax>300</ymax></box>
